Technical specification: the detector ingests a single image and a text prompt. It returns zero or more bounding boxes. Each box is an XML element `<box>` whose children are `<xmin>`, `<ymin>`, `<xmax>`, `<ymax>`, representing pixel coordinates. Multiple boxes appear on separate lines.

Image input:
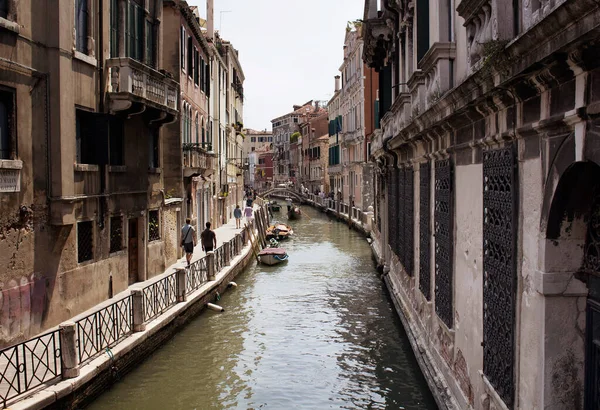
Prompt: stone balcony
<box><xmin>342</xmin><ymin>129</ymin><xmax>364</xmax><ymax>146</ymax></box>
<box><xmin>369</xmin><ymin>129</ymin><xmax>383</xmax><ymax>157</ymax></box>
<box><xmin>182</xmin><ymin>144</ymin><xmax>215</xmax><ymax>178</ymax></box>
<box><xmin>328</xmin><ymin>164</ymin><xmax>342</xmax><ymax>175</ymax></box>
<box><xmin>106</xmin><ymin>58</ymin><xmax>179</xmax><ymax>121</ymax></box>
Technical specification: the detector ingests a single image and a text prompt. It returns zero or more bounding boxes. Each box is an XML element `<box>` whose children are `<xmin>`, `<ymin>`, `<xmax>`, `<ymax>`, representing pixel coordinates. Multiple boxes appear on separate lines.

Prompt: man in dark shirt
<box><xmin>200</xmin><ymin>222</ymin><xmax>217</xmax><ymax>253</ymax></box>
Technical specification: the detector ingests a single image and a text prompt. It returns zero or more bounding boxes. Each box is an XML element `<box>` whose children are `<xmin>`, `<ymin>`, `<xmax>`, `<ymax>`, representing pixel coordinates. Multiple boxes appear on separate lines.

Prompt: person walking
<box><xmin>200</xmin><ymin>222</ymin><xmax>217</xmax><ymax>253</ymax></box>
<box><xmin>234</xmin><ymin>204</ymin><xmax>242</xmax><ymax>229</ymax></box>
<box><xmin>244</xmin><ymin>205</ymin><xmax>254</xmax><ymax>225</ymax></box>
<box><xmin>181</xmin><ymin>218</ymin><xmax>197</xmax><ymax>266</ymax></box>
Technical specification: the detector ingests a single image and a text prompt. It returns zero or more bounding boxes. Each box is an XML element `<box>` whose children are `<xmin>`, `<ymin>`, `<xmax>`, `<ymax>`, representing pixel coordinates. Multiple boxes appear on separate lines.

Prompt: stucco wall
<box><xmin>453</xmin><ymin>163</ymin><xmax>484</xmax><ymax>407</ymax></box>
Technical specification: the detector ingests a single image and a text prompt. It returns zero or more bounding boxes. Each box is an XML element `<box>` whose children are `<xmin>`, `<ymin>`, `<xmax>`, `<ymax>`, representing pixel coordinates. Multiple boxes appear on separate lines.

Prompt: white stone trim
<box><xmin>0</xmin><ymin>159</ymin><xmax>22</xmax><ymax>169</ymax></box>
<box><xmin>74</xmin><ymin>163</ymin><xmax>99</xmax><ymax>172</ymax></box>
<box><xmin>72</xmin><ymin>50</ymin><xmax>98</xmax><ymax>67</ymax></box>
<box><xmin>0</xmin><ymin>16</ymin><xmax>19</xmax><ymax>34</ymax></box>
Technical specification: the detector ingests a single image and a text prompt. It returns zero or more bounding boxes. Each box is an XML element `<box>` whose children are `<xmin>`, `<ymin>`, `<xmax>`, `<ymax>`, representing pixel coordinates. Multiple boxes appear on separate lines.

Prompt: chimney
<box><xmin>315</xmin><ymin>101</ymin><xmax>320</xmax><ymax>111</ymax></box>
<box><xmin>207</xmin><ymin>0</ymin><xmax>214</xmax><ymax>40</ymax></box>
<box><xmin>335</xmin><ymin>75</ymin><xmax>340</xmax><ymax>92</ymax></box>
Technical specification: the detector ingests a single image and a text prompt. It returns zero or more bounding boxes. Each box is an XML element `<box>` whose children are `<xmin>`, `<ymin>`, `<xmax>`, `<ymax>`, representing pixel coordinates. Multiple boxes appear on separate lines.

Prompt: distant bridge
<box><xmin>259</xmin><ymin>188</ymin><xmax>305</xmax><ymax>203</ymax></box>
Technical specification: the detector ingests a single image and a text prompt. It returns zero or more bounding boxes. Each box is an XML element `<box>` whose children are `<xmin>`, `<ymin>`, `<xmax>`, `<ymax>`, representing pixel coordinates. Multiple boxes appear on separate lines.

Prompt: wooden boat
<box><xmin>258</xmin><ymin>247</ymin><xmax>289</xmax><ymax>265</ymax></box>
<box><xmin>266</xmin><ymin>223</ymin><xmax>294</xmax><ymax>240</ymax></box>
<box><xmin>269</xmin><ymin>201</ymin><xmax>281</xmax><ymax>212</ymax></box>
<box><xmin>288</xmin><ymin>206</ymin><xmax>302</xmax><ymax>220</ymax></box>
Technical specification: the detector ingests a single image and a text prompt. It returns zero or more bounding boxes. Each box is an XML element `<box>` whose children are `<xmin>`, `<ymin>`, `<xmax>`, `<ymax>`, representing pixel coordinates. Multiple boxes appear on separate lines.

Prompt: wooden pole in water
<box><xmin>247</xmin><ymin>224</ymin><xmax>260</xmax><ymax>263</ymax></box>
<box><xmin>255</xmin><ymin>208</ymin><xmax>267</xmax><ymax>248</ymax></box>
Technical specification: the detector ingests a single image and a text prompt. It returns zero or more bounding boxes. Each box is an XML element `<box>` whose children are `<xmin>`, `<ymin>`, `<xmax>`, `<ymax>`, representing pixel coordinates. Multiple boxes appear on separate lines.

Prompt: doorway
<box><xmin>128</xmin><ymin>218</ymin><xmax>139</xmax><ymax>285</ymax></box>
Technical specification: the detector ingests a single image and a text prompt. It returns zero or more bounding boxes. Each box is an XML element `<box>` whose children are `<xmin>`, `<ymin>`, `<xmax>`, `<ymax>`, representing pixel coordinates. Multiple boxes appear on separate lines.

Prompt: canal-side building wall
<box><xmin>328</xmin><ymin>77</ymin><xmax>343</xmax><ymax>197</ymax></box>
<box><xmin>220</xmin><ymin>37</ymin><xmax>245</xmax><ymax>221</ymax></box>
<box><xmin>271</xmin><ymin>101</ymin><xmax>327</xmax><ymax>187</ymax></box>
<box><xmin>329</xmin><ymin>23</ymin><xmax>378</xmax><ymax>210</ymax></box>
<box><xmin>162</xmin><ymin>0</ymin><xmax>215</xmax><ymax>261</ymax></box>
<box><xmin>0</xmin><ymin>0</ymin><xmax>180</xmax><ymax>346</ymax></box>
<box><xmin>363</xmin><ymin>0</ymin><xmax>600</xmax><ymax>409</ymax></box>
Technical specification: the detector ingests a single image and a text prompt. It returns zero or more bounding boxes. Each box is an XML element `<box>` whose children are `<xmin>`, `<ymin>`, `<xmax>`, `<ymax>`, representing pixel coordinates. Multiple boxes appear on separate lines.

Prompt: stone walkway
<box><xmin>168</xmin><ymin>208</ymin><xmax>258</xmax><ymax>271</ymax></box>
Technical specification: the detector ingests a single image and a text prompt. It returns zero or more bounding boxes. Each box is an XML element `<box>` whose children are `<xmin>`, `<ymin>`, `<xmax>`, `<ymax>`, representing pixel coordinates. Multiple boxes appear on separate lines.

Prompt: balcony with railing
<box><xmin>182</xmin><ymin>144</ymin><xmax>216</xmax><ymax>178</ymax></box>
<box><xmin>106</xmin><ymin>58</ymin><xmax>179</xmax><ymax>120</ymax></box>
<box><xmin>343</xmin><ymin>128</ymin><xmax>364</xmax><ymax>146</ymax></box>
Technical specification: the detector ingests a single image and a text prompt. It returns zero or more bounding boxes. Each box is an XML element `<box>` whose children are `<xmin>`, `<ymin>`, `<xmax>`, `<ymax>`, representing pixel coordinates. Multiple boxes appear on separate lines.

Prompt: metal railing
<box><xmin>228</xmin><ymin>238</ymin><xmax>237</xmax><ymax>262</ymax></box>
<box><xmin>0</xmin><ymin>205</ymin><xmax>270</xmax><ymax>407</ymax></box>
<box><xmin>0</xmin><ymin>330</ymin><xmax>61</xmax><ymax>407</ymax></box>
<box><xmin>214</xmin><ymin>246</ymin><xmax>225</xmax><ymax>273</ymax></box>
<box><xmin>185</xmin><ymin>257</ymin><xmax>208</xmax><ymax>295</ymax></box>
<box><xmin>76</xmin><ymin>296</ymin><xmax>133</xmax><ymax>364</ymax></box>
<box><xmin>106</xmin><ymin>57</ymin><xmax>179</xmax><ymax>111</ymax></box>
<box><xmin>142</xmin><ymin>273</ymin><xmax>177</xmax><ymax>322</ymax></box>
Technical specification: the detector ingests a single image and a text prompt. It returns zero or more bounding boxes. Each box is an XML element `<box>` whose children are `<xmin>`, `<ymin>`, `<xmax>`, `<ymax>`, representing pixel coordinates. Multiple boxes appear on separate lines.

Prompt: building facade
<box><xmin>363</xmin><ymin>0</ymin><xmax>600</xmax><ymax>409</ymax></box>
<box><xmin>220</xmin><ymin>36</ymin><xmax>245</xmax><ymax>223</ymax></box>
<box><xmin>162</xmin><ymin>0</ymin><xmax>214</xmax><ymax>238</ymax></box>
<box><xmin>242</xmin><ymin>128</ymin><xmax>273</xmax><ymax>155</ymax></box>
<box><xmin>253</xmin><ymin>145</ymin><xmax>274</xmax><ymax>191</ymax></box>
<box><xmin>271</xmin><ymin>100</ymin><xmax>327</xmax><ymax>187</ymax></box>
<box><xmin>299</xmin><ymin>112</ymin><xmax>329</xmax><ymax>194</ymax></box>
<box><xmin>329</xmin><ymin>23</ymin><xmax>378</xmax><ymax>209</ymax></box>
<box><xmin>0</xmin><ymin>0</ymin><xmax>181</xmax><ymax>345</ymax></box>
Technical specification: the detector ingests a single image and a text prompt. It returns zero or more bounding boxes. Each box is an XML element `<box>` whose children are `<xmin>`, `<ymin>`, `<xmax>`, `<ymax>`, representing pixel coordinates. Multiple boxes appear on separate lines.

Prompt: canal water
<box><xmin>87</xmin><ymin>207</ymin><xmax>437</xmax><ymax>410</ymax></box>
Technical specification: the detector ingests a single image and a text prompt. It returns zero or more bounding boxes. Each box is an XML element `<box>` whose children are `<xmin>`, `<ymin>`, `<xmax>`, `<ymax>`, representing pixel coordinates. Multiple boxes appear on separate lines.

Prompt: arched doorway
<box><xmin>542</xmin><ymin>161</ymin><xmax>600</xmax><ymax>409</ymax></box>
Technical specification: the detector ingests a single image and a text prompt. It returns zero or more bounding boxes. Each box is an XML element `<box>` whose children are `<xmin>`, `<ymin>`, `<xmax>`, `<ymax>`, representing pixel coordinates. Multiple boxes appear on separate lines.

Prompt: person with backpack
<box><xmin>180</xmin><ymin>218</ymin><xmax>197</xmax><ymax>266</ymax></box>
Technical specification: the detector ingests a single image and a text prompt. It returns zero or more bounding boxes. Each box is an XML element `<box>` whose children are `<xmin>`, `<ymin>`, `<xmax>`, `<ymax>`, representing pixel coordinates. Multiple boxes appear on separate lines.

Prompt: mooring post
<box><xmin>132</xmin><ymin>289</ymin><xmax>146</xmax><ymax>332</ymax></box>
<box><xmin>176</xmin><ymin>268</ymin><xmax>187</xmax><ymax>303</ymax></box>
<box><xmin>207</xmin><ymin>251</ymin><xmax>216</xmax><ymax>281</ymax></box>
<box><xmin>59</xmin><ymin>321</ymin><xmax>80</xmax><ymax>378</ymax></box>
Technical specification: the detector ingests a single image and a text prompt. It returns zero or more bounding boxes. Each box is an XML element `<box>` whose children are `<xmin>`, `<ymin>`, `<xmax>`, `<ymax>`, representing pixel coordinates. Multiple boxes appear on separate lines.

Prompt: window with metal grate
<box><xmin>110</xmin><ymin>216</ymin><xmax>123</xmax><ymax>253</ymax></box>
<box><xmin>77</xmin><ymin>221</ymin><xmax>94</xmax><ymax>263</ymax></box>
<box><xmin>148</xmin><ymin>210</ymin><xmax>160</xmax><ymax>242</ymax></box>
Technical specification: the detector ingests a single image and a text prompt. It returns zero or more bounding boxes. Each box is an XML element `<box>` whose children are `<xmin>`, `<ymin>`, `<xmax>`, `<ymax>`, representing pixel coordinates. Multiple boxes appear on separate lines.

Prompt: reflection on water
<box><xmin>87</xmin><ymin>208</ymin><xmax>438</xmax><ymax>410</ymax></box>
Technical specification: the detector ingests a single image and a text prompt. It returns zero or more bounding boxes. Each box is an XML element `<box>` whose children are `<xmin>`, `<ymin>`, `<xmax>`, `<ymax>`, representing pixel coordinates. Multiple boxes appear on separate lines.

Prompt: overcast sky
<box><xmin>190</xmin><ymin>0</ymin><xmax>365</xmax><ymax>131</ymax></box>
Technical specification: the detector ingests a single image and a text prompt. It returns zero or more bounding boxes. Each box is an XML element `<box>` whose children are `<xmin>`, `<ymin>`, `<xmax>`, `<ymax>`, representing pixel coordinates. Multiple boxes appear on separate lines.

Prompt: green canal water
<box><xmin>87</xmin><ymin>207</ymin><xmax>437</xmax><ymax>410</ymax></box>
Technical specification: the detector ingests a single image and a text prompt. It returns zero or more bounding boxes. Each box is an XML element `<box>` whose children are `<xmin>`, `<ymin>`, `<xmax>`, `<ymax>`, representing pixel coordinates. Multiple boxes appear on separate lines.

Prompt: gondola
<box><xmin>287</xmin><ymin>206</ymin><xmax>302</xmax><ymax>220</ymax></box>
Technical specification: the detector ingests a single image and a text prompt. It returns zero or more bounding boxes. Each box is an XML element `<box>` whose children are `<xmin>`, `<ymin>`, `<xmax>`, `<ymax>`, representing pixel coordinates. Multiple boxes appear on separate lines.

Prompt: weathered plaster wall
<box><xmin>516</xmin><ymin>156</ymin><xmax>545</xmax><ymax>409</ymax></box>
<box><xmin>147</xmin><ymin>241</ymin><xmax>166</xmax><ymax>280</ymax></box>
<box><xmin>453</xmin><ymin>163</ymin><xmax>484</xmax><ymax>408</ymax></box>
<box><xmin>163</xmin><ymin>205</ymin><xmax>180</xmax><ymax>268</ymax></box>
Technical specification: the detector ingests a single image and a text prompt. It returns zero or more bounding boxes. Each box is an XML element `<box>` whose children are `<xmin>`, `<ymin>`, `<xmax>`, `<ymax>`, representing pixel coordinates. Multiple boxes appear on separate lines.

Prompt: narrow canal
<box><xmin>87</xmin><ymin>207</ymin><xmax>437</xmax><ymax>410</ymax></box>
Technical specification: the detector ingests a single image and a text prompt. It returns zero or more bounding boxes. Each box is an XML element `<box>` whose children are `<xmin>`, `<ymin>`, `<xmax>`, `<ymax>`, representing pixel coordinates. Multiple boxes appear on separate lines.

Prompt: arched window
<box><xmin>182</xmin><ymin>102</ymin><xmax>187</xmax><ymax>144</ymax></box>
<box><xmin>188</xmin><ymin>107</ymin><xmax>193</xmax><ymax>144</ymax></box>
<box><xmin>195</xmin><ymin>113</ymin><xmax>199</xmax><ymax>145</ymax></box>
<box><xmin>201</xmin><ymin>117</ymin><xmax>205</xmax><ymax>147</ymax></box>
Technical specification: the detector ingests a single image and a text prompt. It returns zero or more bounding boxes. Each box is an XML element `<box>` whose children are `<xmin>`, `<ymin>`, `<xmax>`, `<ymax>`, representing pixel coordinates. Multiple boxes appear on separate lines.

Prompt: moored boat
<box><xmin>270</xmin><ymin>201</ymin><xmax>281</xmax><ymax>212</ymax></box>
<box><xmin>288</xmin><ymin>206</ymin><xmax>302</xmax><ymax>220</ymax></box>
<box><xmin>258</xmin><ymin>247</ymin><xmax>289</xmax><ymax>266</ymax></box>
<box><xmin>266</xmin><ymin>223</ymin><xmax>293</xmax><ymax>240</ymax></box>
